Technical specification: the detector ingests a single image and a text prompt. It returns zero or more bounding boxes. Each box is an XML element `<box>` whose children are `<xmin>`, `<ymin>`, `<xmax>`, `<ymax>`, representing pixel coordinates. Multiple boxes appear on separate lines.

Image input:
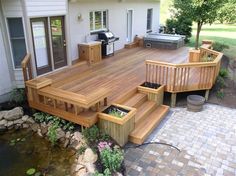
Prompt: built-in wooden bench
<box><xmin>26</xmin><ymin>77</ymin><xmax>109</xmax><ymax>127</ymax></box>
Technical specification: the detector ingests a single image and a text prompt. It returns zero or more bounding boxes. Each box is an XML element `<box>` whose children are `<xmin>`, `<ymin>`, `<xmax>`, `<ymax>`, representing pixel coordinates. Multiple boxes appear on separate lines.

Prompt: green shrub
<box><xmin>33</xmin><ymin>112</ymin><xmax>75</xmax><ymax>131</ymax></box>
<box><xmin>213</xmin><ymin>42</ymin><xmax>229</xmax><ymax>52</ymax></box>
<box><xmin>82</xmin><ymin>125</ymin><xmax>100</xmax><ymax>143</ymax></box>
<box><xmin>219</xmin><ymin>68</ymin><xmax>229</xmax><ymax>78</ymax></box>
<box><xmin>100</xmin><ymin>148</ymin><xmax>124</xmax><ymax>173</ymax></box>
<box><xmin>216</xmin><ymin>90</ymin><xmax>225</xmax><ymax>99</ymax></box>
<box><xmin>166</xmin><ymin>15</ymin><xmax>192</xmax><ymax>42</ymax></box>
<box><xmin>48</xmin><ymin>121</ymin><xmax>59</xmax><ymax>146</ymax></box>
<box><xmin>10</xmin><ymin>88</ymin><xmax>26</xmax><ymax>105</ymax></box>
<box><xmin>93</xmin><ymin>169</ymin><xmax>112</xmax><ymax>176</ymax></box>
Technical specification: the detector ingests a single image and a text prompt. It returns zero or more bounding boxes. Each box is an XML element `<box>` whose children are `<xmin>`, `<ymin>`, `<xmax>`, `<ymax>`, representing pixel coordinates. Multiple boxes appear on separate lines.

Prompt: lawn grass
<box><xmin>188</xmin><ymin>24</ymin><xmax>236</xmax><ymax>59</ymax></box>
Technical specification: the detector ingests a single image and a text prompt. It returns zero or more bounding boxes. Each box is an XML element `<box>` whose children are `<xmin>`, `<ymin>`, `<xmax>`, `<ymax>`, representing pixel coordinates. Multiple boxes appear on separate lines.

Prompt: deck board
<box><xmin>43</xmin><ymin>47</ymin><xmax>189</xmax><ymax>103</ymax></box>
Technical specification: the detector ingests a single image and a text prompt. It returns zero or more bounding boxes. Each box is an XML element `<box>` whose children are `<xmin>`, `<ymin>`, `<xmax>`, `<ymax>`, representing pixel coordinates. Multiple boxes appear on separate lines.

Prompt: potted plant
<box><xmin>98</xmin><ymin>104</ymin><xmax>136</xmax><ymax>146</ymax></box>
<box><xmin>138</xmin><ymin>82</ymin><xmax>165</xmax><ymax>105</ymax></box>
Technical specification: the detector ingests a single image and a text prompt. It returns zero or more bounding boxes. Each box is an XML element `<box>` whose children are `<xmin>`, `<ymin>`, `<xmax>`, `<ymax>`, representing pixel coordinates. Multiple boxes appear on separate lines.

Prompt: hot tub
<box><xmin>144</xmin><ymin>33</ymin><xmax>185</xmax><ymax>50</ymax></box>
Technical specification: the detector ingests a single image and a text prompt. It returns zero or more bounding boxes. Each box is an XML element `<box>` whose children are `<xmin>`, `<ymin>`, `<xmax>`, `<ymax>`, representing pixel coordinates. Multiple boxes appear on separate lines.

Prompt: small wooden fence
<box><xmin>145</xmin><ymin>47</ymin><xmax>223</xmax><ymax>93</ymax></box>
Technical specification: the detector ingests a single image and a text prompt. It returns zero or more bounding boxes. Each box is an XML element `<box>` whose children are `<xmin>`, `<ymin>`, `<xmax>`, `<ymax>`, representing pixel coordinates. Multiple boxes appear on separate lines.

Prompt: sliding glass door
<box><xmin>31</xmin><ymin>16</ymin><xmax>67</xmax><ymax>75</ymax></box>
<box><xmin>50</xmin><ymin>16</ymin><xmax>67</xmax><ymax>69</ymax></box>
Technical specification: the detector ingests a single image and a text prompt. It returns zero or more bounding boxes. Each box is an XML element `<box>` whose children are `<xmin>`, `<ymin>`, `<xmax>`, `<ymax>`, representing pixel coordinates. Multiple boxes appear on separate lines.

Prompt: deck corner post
<box><xmin>205</xmin><ymin>90</ymin><xmax>210</xmax><ymax>101</ymax></box>
<box><xmin>171</xmin><ymin>93</ymin><xmax>177</xmax><ymax>108</ymax></box>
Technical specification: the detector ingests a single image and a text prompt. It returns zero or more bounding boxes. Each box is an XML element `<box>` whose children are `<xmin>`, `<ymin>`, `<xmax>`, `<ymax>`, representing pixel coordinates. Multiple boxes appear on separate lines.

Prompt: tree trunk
<box><xmin>195</xmin><ymin>22</ymin><xmax>202</xmax><ymax>50</ymax></box>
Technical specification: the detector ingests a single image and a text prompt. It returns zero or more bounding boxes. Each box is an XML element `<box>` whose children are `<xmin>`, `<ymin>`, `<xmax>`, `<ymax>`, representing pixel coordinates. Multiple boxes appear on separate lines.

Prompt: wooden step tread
<box><xmin>135</xmin><ymin>101</ymin><xmax>157</xmax><ymax>124</ymax></box>
<box><xmin>129</xmin><ymin>105</ymin><xmax>169</xmax><ymax>144</ymax></box>
<box><xmin>123</xmin><ymin>93</ymin><xmax>147</xmax><ymax>107</ymax></box>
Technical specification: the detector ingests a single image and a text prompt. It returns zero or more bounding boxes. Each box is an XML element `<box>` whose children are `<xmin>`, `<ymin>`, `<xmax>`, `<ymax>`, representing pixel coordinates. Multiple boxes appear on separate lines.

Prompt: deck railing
<box><xmin>145</xmin><ymin>47</ymin><xmax>223</xmax><ymax>93</ymax></box>
<box><xmin>21</xmin><ymin>54</ymin><xmax>33</xmax><ymax>85</ymax></box>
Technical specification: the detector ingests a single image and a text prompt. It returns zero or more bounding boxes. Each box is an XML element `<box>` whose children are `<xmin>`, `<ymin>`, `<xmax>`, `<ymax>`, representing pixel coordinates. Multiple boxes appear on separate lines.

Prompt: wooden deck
<box><xmin>22</xmin><ymin>43</ymin><xmax>223</xmax><ymax>144</ymax></box>
<box><xmin>43</xmin><ymin>47</ymin><xmax>189</xmax><ymax>103</ymax></box>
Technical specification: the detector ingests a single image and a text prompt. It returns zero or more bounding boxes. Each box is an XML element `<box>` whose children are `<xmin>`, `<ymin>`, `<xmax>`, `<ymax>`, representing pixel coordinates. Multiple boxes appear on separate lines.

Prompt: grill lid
<box><xmin>98</xmin><ymin>31</ymin><xmax>115</xmax><ymax>40</ymax></box>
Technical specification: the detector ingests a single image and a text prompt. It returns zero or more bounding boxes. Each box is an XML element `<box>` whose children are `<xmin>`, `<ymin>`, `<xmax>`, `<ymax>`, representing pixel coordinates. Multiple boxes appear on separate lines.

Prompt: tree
<box><xmin>172</xmin><ymin>0</ymin><xmax>231</xmax><ymax>49</ymax></box>
<box><xmin>166</xmin><ymin>14</ymin><xmax>192</xmax><ymax>42</ymax></box>
<box><xmin>218</xmin><ymin>0</ymin><xmax>236</xmax><ymax>23</ymax></box>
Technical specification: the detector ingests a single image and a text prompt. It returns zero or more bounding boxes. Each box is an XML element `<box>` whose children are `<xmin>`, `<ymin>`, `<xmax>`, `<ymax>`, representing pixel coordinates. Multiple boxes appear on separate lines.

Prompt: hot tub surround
<box><xmin>144</xmin><ymin>33</ymin><xmax>185</xmax><ymax>49</ymax></box>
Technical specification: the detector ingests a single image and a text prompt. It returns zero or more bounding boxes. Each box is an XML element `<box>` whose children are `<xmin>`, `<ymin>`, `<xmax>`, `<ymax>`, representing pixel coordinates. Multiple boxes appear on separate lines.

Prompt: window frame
<box><xmin>6</xmin><ymin>17</ymin><xmax>27</xmax><ymax>70</ymax></box>
<box><xmin>89</xmin><ymin>10</ymin><xmax>108</xmax><ymax>33</ymax></box>
<box><xmin>146</xmin><ymin>8</ymin><xmax>153</xmax><ymax>33</ymax></box>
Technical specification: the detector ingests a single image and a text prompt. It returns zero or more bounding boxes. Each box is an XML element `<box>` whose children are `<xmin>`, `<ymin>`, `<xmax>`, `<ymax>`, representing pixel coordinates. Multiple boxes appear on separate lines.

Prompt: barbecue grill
<box><xmin>98</xmin><ymin>31</ymin><xmax>119</xmax><ymax>57</ymax></box>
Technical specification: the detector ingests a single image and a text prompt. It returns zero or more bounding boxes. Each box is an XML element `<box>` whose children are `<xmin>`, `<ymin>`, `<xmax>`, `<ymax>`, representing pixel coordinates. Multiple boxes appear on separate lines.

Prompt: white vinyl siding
<box><xmin>25</xmin><ymin>0</ymin><xmax>67</xmax><ymax>17</ymax></box>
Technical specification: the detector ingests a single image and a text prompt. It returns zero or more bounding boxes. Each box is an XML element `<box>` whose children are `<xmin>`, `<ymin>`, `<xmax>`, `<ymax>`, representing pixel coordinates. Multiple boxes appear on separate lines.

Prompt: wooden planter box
<box><xmin>98</xmin><ymin>104</ymin><xmax>136</xmax><ymax>146</ymax></box>
<box><xmin>138</xmin><ymin>82</ymin><xmax>164</xmax><ymax>106</ymax></box>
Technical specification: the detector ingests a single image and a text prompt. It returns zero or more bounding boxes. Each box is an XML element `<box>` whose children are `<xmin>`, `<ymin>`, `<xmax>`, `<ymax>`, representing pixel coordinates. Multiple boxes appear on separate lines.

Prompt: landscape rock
<box><xmin>4</xmin><ymin>107</ymin><xmax>23</xmax><ymax>121</ymax></box>
<box><xmin>85</xmin><ymin>163</ymin><xmax>95</xmax><ymax>173</ymax></box>
<box><xmin>83</xmin><ymin>148</ymin><xmax>98</xmax><ymax>164</ymax></box>
<box><xmin>75</xmin><ymin>168</ymin><xmax>87</xmax><ymax>176</ymax></box>
<box><xmin>13</xmin><ymin>119</ymin><xmax>24</xmax><ymax>125</ymax></box>
<box><xmin>22</xmin><ymin>115</ymin><xmax>29</xmax><ymax>122</ymax></box>
<box><xmin>0</xmin><ymin>119</ymin><xmax>7</xmax><ymax>126</ymax></box>
<box><xmin>25</xmin><ymin>117</ymin><xmax>35</xmax><ymax>124</ymax></box>
<box><xmin>64</xmin><ymin>138</ymin><xmax>70</xmax><ymax>148</ymax></box>
<box><xmin>22</xmin><ymin>123</ymin><xmax>29</xmax><ymax>128</ymax></box>
<box><xmin>56</xmin><ymin>128</ymin><xmax>66</xmax><ymax>140</ymax></box>
<box><xmin>31</xmin><ymin>123</ymin><xmax>40</xmax><ymax>132</ymax></box>
<box><xmin>40</xmin><ymin>124</ymin><xmax>48</xmax><ymax>135</ymax></box>
<box><xmin>0</xmin><ymin>111</ymin><xmax>6</xmax><ymax>120</ymax></box>
<box><xmin>37</xmin><ymin>129</ymin><xmax>43</xmax><ymax>137</ymax></box>
<box><xmin>6</xmin><ymin>121</ymin><xmax>14</xmax><ymax>128</ymax></box>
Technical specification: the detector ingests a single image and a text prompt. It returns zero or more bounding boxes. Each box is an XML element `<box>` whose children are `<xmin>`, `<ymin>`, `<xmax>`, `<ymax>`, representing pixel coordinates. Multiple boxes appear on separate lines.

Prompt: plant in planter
<box><xmin>98</xmin><ymin>104</ymin><xmax>136</xmax><ymax>146</ymax></box>
<box><xmin>138</xmin><ymin>82</ymin><xmax>165</xmax><ymax>105</ymax></box>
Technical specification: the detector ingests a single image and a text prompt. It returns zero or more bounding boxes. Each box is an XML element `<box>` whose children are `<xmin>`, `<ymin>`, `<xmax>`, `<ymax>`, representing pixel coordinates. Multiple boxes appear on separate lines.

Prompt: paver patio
<box><xmin>125</xmin><ymin>104</ymin><xmax>236</xmax><ymax>176</ymax></box>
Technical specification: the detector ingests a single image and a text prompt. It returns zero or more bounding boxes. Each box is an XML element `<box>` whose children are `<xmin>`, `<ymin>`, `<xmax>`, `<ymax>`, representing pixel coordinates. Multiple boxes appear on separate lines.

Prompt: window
<box><xmin>147</xmin><ymin>9</ymin><xmax>153</xmax><ymax>32</ymax></box>
<box><xmin>90</xmin><ymin>10</ymin><xmax>108</xmax><ymax>32</ymax></box>
<box><xmin>7</xmin><ymin>18</ymin><xmax>27</xmax><ymax>69</ymax></box>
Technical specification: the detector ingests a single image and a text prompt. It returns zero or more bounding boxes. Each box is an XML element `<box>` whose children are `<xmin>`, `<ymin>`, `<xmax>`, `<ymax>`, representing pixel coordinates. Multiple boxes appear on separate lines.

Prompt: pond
<box><xmin>0</xmin><ymin>129</ymin><xmax>75</xmax><ymax>176</ymax></box>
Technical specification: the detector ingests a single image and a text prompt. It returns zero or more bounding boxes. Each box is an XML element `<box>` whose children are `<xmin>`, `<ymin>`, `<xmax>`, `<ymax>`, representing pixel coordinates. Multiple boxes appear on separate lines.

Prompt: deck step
<box><xmin>129</xmin><ymin>105</ymin><xmax>169</xmax><ymax>145</ymax></box>
<box><xmin>122</xmin><ymin>93</ymin><xmax>147</xmax><ymax>108</ymax></box>
<box><xmin>135</xmin><ymin>101</ymin><xmax>157</xmax><ymax>124</ymax></box>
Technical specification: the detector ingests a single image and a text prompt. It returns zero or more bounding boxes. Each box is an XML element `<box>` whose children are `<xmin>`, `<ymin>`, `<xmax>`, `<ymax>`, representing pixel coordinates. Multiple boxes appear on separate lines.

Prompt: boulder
<box><xmin>83</xmin><ymin>148</ymin><xmax>98</xmax><ymax>164</ymax></box>
<box><xmin>25</xmin><ymin>117</ymin><xmax>35</xmax><ymax>124</ymax></box>
<box><xmin>4</xmin><ymin>107</ymin><xmax>23</xmax><ymax>121</ymax></box>
<box><xmin>13</xmin><ymin>119</ymin><xmax>24</xmax><ymax>125</ymax></box>
<box><xmin>40</xmin><ymin>124</ymin><xmax>48</xmax><ymax>135</ymax></box>
<box><xmin>85</xmin><ymin>163</ymin><xmax>95</xmax><ymax>173</ymax></box>
<box><xmin>31</xmin><ymin>123</ymin><xmax>40</xmax><ymax>132</ymax></box>
<box><xmin>56</xmin><ymin>128</ymin><xmax>66</xmax><ymax>140</ymax></box>
<box><xmin>0</xmin><ymin>119</ymin><xmax>7</xmax><ymax>126</ymax></box>
<box><xmin>37</xmin><ymin>129</ymin><xmax>43</xmax><ymax>137</ymax></box>
<box><xmin>22</xmin><ymin>115</ymin><xmax>29</xmax><ymax>122</ymax></box>
<box><xmin>75</xmin><ymin>168</ymin><xmax>87</xmax><ymax>176</ymax></box>
<box><xmin>22</xmin><ymin>123</ymin><xmax>29</xmax><ymax>129</ymax></box>
<box><xmin>6</xmin><ymin>121</ymin><xmax>14</xmax><ymax>128</ymax></box>
<box><xmin>63</xmin><ymin>138</ymin><xmax>70</xmax><ymax>148</ymax></box>
<box><xmin>0</xmin><ymin>111</ymin><xmax>7</xmax><ymax>120</ymax></box>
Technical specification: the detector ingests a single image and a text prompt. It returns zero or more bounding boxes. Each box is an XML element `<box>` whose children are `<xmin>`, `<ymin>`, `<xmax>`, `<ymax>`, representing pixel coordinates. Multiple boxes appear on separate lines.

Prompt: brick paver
<box><xmin>125</xmin><ymin>104</ymin><xmax>236</xmax><ymax>176</ymax></box>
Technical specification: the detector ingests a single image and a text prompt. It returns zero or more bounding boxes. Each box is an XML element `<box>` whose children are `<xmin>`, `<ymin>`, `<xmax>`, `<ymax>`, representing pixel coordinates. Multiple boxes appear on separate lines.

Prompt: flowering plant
<box><xmin>98</xmin><ymin>141</ymin><xmax>112</xmax><ymax>152</ymax></box>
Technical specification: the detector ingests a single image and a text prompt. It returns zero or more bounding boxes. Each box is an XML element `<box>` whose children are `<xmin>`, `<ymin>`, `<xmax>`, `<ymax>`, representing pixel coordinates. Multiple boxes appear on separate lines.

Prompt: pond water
<box><xmin>0</xmin><ymin>129</ymin><xmax>75</xmax><ymax>176</ymax></box>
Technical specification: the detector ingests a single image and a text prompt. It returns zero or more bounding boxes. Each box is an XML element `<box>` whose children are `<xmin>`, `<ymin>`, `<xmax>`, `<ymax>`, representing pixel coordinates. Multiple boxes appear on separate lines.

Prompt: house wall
<box><xmin>24</xmin><ymin>0</ymin><xmax>67</xmax><ymax>17</ymax></box>
<box><xmin>68</xmin><ymin>1</ymin><xmax>160</xmax><ymax>60</ymax></box>
<box><xmin>1</xmin><ymin>0</ymin><xmax>25</xmax><ymax>88</ymax></box>
<box><xmin>0</xmin><ymin>2</ymin><xmax>14</xmax><ymax>102</ymax></box>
